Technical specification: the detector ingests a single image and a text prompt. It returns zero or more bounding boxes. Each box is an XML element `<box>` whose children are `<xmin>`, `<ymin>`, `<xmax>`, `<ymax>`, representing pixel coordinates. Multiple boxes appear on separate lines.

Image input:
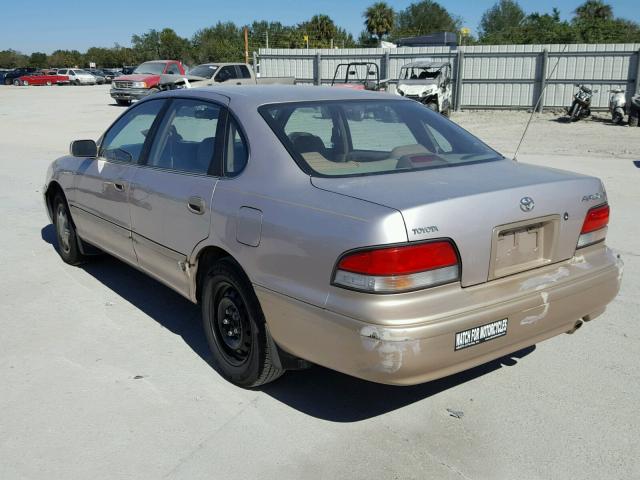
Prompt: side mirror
<box><xmin>70</xmin><ymin>139</ymin><xmax>97</xmax><ymax>157</ymax></box>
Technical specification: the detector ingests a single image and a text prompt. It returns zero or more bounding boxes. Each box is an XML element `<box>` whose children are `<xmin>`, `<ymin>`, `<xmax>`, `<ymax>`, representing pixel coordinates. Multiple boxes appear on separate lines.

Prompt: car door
<box><xmin>214</xmin><ymin>65</ymin><xmax>241</xmax><ymax>85</ymax></box>
<box><xmin>235</xmin><ymin>65</ymin><xmax>254</xmax><ymax>85</ymax></box>
<box><xmin>70</xmin><ymin>99</ymin><xmax>167</xmax><ymax>265</ymax></box>
<box><xmin>128</xmin><ymin>97</ymin><xmax>227</xmax><ymax>297</ymax></box>
<box><xmin>164</xmin><ymin>63</ymin><xmax>181</xmax><ymax>75</ymax></box>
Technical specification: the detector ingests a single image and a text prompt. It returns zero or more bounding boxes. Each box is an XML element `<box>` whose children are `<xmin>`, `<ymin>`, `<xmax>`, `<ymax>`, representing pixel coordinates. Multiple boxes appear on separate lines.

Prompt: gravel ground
<box><xmin>0</xmin><ymin>84</ymin><xmax>639</xmax><ymax>480</ymax></box>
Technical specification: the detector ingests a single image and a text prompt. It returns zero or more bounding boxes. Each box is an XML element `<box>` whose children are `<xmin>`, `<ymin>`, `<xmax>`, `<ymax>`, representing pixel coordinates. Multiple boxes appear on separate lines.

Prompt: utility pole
<box><xmin>243</xmin><ymin>26</ymin><xmax>249</xmax><ymax>64</ymax></box>
<box><xmin>265</xmin><ymin>30</ymin><xmax>269</xmax><ymax>49</ymax></box>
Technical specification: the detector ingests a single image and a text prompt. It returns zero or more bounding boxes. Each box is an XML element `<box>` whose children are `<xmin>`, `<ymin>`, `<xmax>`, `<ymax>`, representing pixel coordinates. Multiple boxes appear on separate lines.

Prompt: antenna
<box><xmin>513</xmin><ymin>44</ymin><xmax>568</xmax><ymax>161</ymax></box>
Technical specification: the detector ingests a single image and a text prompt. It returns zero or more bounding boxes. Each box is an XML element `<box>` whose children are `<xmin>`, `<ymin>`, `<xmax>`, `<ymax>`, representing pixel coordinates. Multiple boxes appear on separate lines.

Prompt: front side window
<box><xmin>190</xmin><ymin>64</ymin><xmax>218</xmax><ymax>79</ymax></box>
<box><xmin>260</xmin><ymin>100</ymin><xmax>502</xmax><ymax>177</ymax></box>
<box><xmin>165</xmin><ymin>64</ymin><xmax>180</xmax><ymax>74</ymax></box>
<box><xmin>215</xmin><ymin>66</ymin><xmax>237</xmax><ymax>83</ymax></box>
<box><xmin>147</xmin><ymin>99</ymin><xmax>221</xmax><ymax>174</ymax></box>
<box><xmin>100</xmin><ymin>100</ymin><xmax>165</xmax><ymax>163</ymax></box>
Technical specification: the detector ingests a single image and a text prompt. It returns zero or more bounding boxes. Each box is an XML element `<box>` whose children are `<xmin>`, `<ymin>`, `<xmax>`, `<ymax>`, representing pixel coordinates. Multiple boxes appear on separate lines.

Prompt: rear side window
<box><xmin>238</xmin><ymin>65</ymin><xmax>252</xmax><ymax>79</ymax></box>
<box><xmin>224</xmin><ymin>118</ymin><xmax>248</xmax><ymax>176</ymax></box>
<box><xmin>147</xmin><ymin>99</ymin><xmax>221</xmax><ymax>174</ymax></box>
<box><xmin>260</xmin><ymin>100</ymin><xmax>502</xmax><ymax>177</ymax></box>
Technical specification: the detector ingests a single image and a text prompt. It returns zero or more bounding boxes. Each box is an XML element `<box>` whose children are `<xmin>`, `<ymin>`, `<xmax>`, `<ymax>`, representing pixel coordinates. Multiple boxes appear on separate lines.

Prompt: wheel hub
<box><xmin>56</xmin><ymin>206</ymin><xmax>71</xmax><ymax>253</ymax></box>
<box><xmin>217</xmin><ymin>295</ymin><xmax>245</xmax><ymax>352</ymax></box>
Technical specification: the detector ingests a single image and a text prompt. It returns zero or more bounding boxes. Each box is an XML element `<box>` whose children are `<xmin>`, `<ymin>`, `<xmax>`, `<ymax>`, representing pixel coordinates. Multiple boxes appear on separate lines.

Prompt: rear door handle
<box><xmin>187</xmin><ymin>196</ymin><xmax>205</xmax><ymax>215</ymax></box>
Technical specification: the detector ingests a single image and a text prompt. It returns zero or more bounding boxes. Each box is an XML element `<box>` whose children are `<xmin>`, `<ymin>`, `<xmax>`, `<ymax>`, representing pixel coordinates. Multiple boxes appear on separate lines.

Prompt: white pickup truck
<box><xmin>185</xmin><ymin>63</ymin><xmax>295</xmax><ymax>87</ymax></box>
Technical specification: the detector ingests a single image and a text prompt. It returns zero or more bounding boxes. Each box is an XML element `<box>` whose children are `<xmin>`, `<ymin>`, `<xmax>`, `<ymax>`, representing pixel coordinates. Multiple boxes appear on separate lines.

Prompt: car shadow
<box><xmin>41</xmin><ymin>224</ymin><xmax>536</xmax><ymax>423</ymax></box>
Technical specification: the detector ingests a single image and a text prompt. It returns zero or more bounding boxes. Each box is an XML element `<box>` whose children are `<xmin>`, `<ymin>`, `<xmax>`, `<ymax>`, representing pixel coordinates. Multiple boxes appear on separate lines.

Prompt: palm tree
<box><xmin>574</xmin><ymin>0</ymin><xmax>613</xmax><ymax>21</ymax></box>
<box><xmin>364</xmin><ymin>2</ymin><xmax>395</xmax><ymax>44</ymax></box>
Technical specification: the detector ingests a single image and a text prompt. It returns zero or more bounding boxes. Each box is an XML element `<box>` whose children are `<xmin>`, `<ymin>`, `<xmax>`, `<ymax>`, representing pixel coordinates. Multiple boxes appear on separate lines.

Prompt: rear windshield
<box><xmin>259</xmin><ymin>99</ymin><xmax>503</xmax><ymax>177</ymax></box>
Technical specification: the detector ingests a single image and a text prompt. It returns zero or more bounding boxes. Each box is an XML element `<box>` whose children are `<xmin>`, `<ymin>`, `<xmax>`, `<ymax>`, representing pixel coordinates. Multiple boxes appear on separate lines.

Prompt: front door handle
<box><xmin>187</xmin><ymin>196</ymin><xmax>205</xmax><ymax>215</ymax></box>
<box><xmin>105</xmin><ymin>181</ymin><xmax>126</xmax><ymax>192</ymax></box>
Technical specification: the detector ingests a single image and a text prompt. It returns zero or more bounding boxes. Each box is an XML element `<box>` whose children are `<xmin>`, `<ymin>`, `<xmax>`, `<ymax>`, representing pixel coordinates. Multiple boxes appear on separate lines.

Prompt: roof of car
<box><xmin>159</xmin><ymin>85</ymin><xmax>402</xmax><ymax>107</ymax></box>
<box><xmin>401</xmin><ymin>61</ymin><xmax>449</xmax><ymax>69</ymax></box>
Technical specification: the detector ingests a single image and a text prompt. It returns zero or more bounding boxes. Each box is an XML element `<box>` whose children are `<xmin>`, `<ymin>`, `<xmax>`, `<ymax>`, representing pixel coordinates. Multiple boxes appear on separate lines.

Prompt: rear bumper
<box><xmin>110</xmin><ymin>88</ymin><xmax>151</xmax><ymax>101</ymax></box>
<box><xmin>257</xmin><ymin>244</ymin><xmax>623</xmax><ymax>385</ymax></box>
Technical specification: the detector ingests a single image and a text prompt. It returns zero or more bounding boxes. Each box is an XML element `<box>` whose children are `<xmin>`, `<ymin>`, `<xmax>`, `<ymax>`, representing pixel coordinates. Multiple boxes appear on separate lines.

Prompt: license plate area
<box><xmin>489</xmin><ymin>215</ymin><xmax>560</xmax><ymax>280</ymax></box>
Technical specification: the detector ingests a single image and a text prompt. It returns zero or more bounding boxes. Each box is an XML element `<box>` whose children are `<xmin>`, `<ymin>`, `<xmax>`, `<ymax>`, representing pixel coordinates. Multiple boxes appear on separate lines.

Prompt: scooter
<box><xmin>567</xmin><ymin>84</ymin><xmax>597</xmax><ymax>122</ymax></box>
<box><xmin>609</xmin><ymin>89</ymin><xmax>626</xmax><ymax>124</ymax></box>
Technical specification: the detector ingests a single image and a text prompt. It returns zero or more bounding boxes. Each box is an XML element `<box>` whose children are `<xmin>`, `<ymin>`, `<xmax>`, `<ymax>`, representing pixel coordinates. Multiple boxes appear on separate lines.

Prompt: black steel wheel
<box><xmin>202</xmin><ymin>258</ymin><xmax>284</xmax><ymax>387</ymax></box>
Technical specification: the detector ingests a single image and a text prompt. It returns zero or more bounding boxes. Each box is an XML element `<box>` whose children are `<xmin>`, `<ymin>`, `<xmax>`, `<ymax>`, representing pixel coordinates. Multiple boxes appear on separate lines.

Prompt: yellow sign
<box><xmin>460</xmin><ymin>27</ymin><xmax>470</xmax><ymax>36</ymax></box>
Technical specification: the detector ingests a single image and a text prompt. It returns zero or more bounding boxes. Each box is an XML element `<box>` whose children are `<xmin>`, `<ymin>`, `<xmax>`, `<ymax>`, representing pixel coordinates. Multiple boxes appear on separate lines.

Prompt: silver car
<box><xmin>44</xmin><ymin>86</ymin><xmax>623</xmax><ymax>387</ymax></box>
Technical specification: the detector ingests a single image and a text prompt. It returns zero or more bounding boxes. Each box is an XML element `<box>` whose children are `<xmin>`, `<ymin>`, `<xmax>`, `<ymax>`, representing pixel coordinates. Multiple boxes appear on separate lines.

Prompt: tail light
<box><xmin>333</xmin><ymin>240</ymin><xmax>460</xmax><ymax>293</ymax></box>
<box><xmin>577</xmin><ymin>203</ymin><xmax>609</xmax><ymax>248</ymax></box>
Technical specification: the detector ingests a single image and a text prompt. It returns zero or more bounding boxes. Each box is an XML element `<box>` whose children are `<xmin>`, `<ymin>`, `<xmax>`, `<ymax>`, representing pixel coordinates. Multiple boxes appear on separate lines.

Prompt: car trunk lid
<box><xmin>311</xmin><ymin>159</ymin><xmax>605</xmax><ymax>287</ymax></box>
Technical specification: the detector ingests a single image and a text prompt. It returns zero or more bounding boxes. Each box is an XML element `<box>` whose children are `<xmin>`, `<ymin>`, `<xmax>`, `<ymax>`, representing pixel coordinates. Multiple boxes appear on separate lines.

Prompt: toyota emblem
<box><xmin>520</xmin><ymin>197</ymin><xmax>535</xmax><ymax>212</ymax></box>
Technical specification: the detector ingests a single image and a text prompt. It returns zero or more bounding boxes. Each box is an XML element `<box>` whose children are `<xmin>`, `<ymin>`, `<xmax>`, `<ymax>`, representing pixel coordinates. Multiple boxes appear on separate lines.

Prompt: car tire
<box><xmin>201</xmin><ymin>258</ymin><xmax>285</xmax><ymax>388</ymax></box>
<box><xmin>116</xmin><ymin>99</ymin><xmax>130</xmax><ymax>106</ymax></box>
<box><xmin>46</xmin><ymin>81</ymin><xmax>52</xmax><ymax>86</ymax></box>
<box><xmin>53</xmin><ymin>194</ymin><xmax>87</xmax><ymax>265</ymax></box>
<box><xmin>4</xmin><ymin>78</ymin><xmax>11</xmax><ymax>85</ymax></box>
<box><xmin>425</xmin><ymin>102</ymin><xmax>438</xmax><ymax>112</ymax></box>
<box><xmin>13</xmin><ymin>79</ymin><xmax>20</xmax><ymax>86</ymax></box>
<box><xmin>630</xmin><ymin>114</ymin><xmax>639</xmax><ymax>127</ymax></box>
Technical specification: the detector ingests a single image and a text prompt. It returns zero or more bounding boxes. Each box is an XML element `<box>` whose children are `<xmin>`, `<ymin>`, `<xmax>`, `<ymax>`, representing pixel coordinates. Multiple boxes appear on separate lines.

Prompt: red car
<box><xmin>15</xmin><ymin>71</ymin><xmax>69</xmax><ymax>86</ymax></box>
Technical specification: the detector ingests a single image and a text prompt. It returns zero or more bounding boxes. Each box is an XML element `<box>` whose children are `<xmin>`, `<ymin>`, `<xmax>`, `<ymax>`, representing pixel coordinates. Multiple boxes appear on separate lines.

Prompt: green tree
<box><xmin>48</xmin><ymin>50</ymin><xmax>84</xmax><ymax>67</ymax></box>
<box><xmin>572</xmin><ymin>1</ymin><xmax>640</xmax><ymax>43</ymax></box>
<box><xmin>192</xmin><ymin>22</ymin><xmax>243</xmax><ymax>63</ymax></box>
<box><xmin>364</xmin><ymin>2</ymin><xmax>395</xmax><ymax>44</ymax></box>
<box><xmin>249</xmin><ymin>21</ymin><xmax>301</xmax><ymax>49</ymax></box>
<box><xmin>29</xmin><ymin>52</ymin><xmax>47</xmax><ymax>68</ymax></box>
<box><xmin>357</xmin><ymin>30</ymin><xmax>379</xmax><ymax>47</ymax></box>
<box><xmin>479</xmin><ymin>0</ymin><xmax>526</xmax><ymax>44</ymax></box>
<box><xmin>299</xmin><ymin>14</ymin><xmax>337</xmax><ymax>48</ymax></box>
<box><xmin>0</xmin><ymin>49</ymin><xmax>29</xmax><ymax>68</ymax></box>
<box><xmin>158</xmin><ymin>28</ymin><xmax>192</xmax><ymax>61</ymax></box>
<box><xmin>392</xmin><ymin>1</ymin><xmax>462</xmax><ymax>40</ymax></box>
<box><xmin>574</xmin><ymin>0</ymin><xmax>613</xmax><ymax>21</ymax></box>
<box><xmin>131</xmin><ymin>29</ymin><xmax>161</xmax><ymax>61</ymax></box>
<box><xmin>519</xmin><ymin>8</ymin><xmax>576</xmax><ymax>43</ymax></box>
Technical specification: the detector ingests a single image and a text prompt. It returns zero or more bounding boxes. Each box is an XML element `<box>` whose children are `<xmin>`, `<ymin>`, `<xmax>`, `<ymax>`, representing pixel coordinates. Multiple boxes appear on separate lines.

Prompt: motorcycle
<box><xmin>609</xmin><ymin>89</ymin><xmax>626</xmax><ymax>124</ymax></box>
<box><xmin>629</xmin><ymin>93</ymin><xmax>640</xmax><ymax>127</ymax></box>
<box><xmin>567</xmin><ymin>84</ymin><xmax>597</xmax><ymax>122</ymax></box>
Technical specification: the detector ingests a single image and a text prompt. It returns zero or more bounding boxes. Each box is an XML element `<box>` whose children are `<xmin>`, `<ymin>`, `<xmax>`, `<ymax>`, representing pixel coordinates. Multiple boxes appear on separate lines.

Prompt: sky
<box><xmin>2</xmin><ymin>0</ymin><xmax>639</xmax><ymax>54</ymax></box>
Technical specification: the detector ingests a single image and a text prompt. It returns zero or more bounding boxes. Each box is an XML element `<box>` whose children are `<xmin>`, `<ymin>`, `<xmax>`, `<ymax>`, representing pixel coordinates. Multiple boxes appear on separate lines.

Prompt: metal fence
<box><xmin>256</xmin><ymin>43</ymin><xmax>640</xmax><ymax>111</ymax></box>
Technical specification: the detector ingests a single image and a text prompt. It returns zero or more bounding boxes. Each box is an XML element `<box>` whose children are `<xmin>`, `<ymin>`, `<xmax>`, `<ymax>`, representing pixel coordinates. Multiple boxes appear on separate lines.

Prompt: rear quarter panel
<box><xmin>199</xmin><ymin>100</ymin><xmax>408</xmax><ymax>308</ymax></box>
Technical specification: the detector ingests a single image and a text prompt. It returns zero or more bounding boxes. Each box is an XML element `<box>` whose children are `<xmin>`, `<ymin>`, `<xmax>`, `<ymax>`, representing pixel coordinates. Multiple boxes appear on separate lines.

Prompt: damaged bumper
<box><xmin>257</xmin><ymin>244</ymin><xmax>623</xmax><ymax>385</ymax></box>
<box><xmin>110</xmin><ymin>88</ymin><xmax>152</xmax><ymax>101</ymax></box>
